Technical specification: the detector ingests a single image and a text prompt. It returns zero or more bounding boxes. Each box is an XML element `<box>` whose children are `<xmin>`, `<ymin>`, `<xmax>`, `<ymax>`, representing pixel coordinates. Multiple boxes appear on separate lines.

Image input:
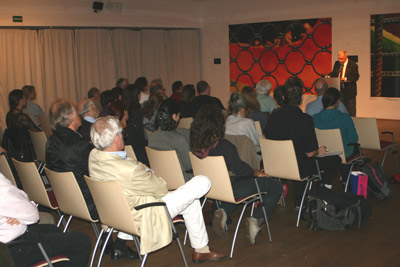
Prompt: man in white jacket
<box><xmin>0</xmin><ymin>173</ymin><xmax>91</xmax><ymax>267</ymax></box>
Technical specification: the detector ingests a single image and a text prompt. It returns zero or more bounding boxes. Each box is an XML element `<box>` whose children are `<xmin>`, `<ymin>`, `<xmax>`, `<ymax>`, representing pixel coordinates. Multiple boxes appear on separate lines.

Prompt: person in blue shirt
<box><xmin>313</xmin><ymin>87</ymin><xmax>358</xmax><ymax>159</ymax></box>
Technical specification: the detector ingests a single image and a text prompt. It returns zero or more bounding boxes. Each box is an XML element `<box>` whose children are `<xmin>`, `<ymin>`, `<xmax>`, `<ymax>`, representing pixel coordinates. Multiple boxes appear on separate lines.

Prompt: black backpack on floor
<box><xmin>364</xmin><ymin>163</ymin><xmax>392</xmax><ymax>200</ymax></box>
<box><xmin>308</xmin><ymin>186</ymin><xmax>371</xmax><ymax>231</ymax></box>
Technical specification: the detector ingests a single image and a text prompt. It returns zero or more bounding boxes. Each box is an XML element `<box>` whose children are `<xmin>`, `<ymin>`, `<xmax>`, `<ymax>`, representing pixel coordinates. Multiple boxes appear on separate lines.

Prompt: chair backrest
<box><xmin>315</xmin><ymin>128</ymin><xmax>346</xmax><ymax>163</ymax></box>
<box><xmin>12</xmin><ymin>158</ymin><xmax>58</xmax><ymax>209</ymax></box>
<box><xmin>352</xmin><ymin>117</ymin><xmax>381</xmax><ymax>150</ymax></box>
<box><xmin>145</xmin><ymin>147</ymin><xmax>185</xmax><ymax>190</ymax></box>
<box><xmin>259</xmin><ymin>138</ymin><xmax>302</xmax><ymax>180</ymax></box>
<box><xmin>189</xmin><ymin>152</ymin><xmax>236</xmax><ymax>203</ymax></box>
<box><xmin>44</xmin><ymin>168</ymin><xmax>97</xmax><ymax>222</ymax></box>
<box><xmin>254</xmin><ymin>120</ymin><xmax>264</xmax><ymax>139</ymax></box>
<box><xmin>84</xmin><ymin>175</ymin><xmax>139</xmax><ymax>236</ymax></box>
<box><xmin>29</xmin><ymin>131</ymin><xmax>47</xmax><ymax>162</ymax></box>
<box><xmin>0</xmin><ymin>154</ymin><xmax>17</xmax><ymax>186</ymax></box>
<box><xmin>177</xmin><ymin>117</ymin><xmax>193</xmax><ymax>129</ymax></box>
<box><xmin>124</xmin><ymin>145</ymin><xmax>137</xmax><ymax>160</ymax></box>
<box><xmin>37</xmin><ymin>115</ymin><xmax>52</xmax><ymax>138</ymax></box>
<box><xmin>224</xmin><ymin>135</ymin><xmax>260</xmax><ymax>169</ymax></box>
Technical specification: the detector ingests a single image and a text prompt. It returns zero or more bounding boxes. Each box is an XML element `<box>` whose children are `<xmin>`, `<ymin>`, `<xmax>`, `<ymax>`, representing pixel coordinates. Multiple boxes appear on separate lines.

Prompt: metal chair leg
<box><xmin>140</xmin><ymin>254</ymin><xmax>149</xmax><ymax>267</ymax></box>
<box><xmin>230</xmin><ymin>203</ymin><xmax>249</xmax><ymax>258</ymax></box>
<box><xmin>254</xmin><ymin>178</ymin><xmax>272</xmax><ymax>243</ymax></box>
<box><xmin>91</xmin><ymin>222</ymin><xmax>100</xmax><ymax>238</ymax></box>
<box><xmin>97</xmin><ymin>229</ymin><xmax>113</xmax><ymax>267</ymax></box>
<box><xmin>89</xmin><ymin>228</ymin><xmax>104</xmax><ymax>267</ymax></box>
<box><xmin>132</xmin><ymin>235</ymin><xmax>143</xmax><ymax>261</ymax></box>
<box><xmin>63</xmin><ymin>215</ymin><xmax>73</xmax><ymax>233</ymax></box>
<box><xmin>296</xmin><ymin>180</ymin><xmax>311</xmax><ymax>227</ymax></box>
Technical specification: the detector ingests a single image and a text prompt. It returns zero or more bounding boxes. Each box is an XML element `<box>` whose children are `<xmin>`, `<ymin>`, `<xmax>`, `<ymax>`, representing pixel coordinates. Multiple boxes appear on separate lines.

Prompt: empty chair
<box><xmin>29</xmin><ymin>130</ymin><xmax>47</xmax><ymax>163</ymax></box>
<box><xmin>259</xmin><ymin>138</ymin><xmax>322</xmax><ymax>227</ymax></box>
<box><xmin>124</xmin><ymin>145</ymin><xmax>137</xmax><ymax>160</ymax></box>
<box><xmin>189</xmin><ymin>152</ymin><xmax>271</xmax><ymax>258</ymax></box>
<box><xmin>38</xmin><ymin>115</ymin><xmax>52</xmax><ymax>138</ymax></box>
<box><xmin>315</xmin><ymin>128</ymin><xmax>362</xmax><ymax>191</ymax></box>
<box><xmin>44</xmin><ymin>167</ymin><xmax>99</xmax><ymax>237</ymax></box>
<box><xmin>145</xmin><ymin>147</ymin><xmax>185</xmax><ymax>190</ymax></box>
<box><xmin>0</xmin><ymin>154</ymin><xmax>17</xmax><ymax>186</ymax></box>
<box><xmin>352</xmin><ymin>117</ymin><xmax>399</xmax><ymax>172</ymax></box>
<box><xmin>84</xmin><ymin>175</ymin><xmax>188</xmax><ymax>267</ymax></box>
<box><xmin>177</xmin><ymin>117</ymin><xmax>193</xmax><ymax>129</ymax></box>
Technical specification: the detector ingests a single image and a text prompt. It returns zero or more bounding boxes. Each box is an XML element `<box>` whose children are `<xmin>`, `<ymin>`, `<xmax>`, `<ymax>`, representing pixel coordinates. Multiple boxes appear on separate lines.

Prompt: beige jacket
<box><xmin>88</xmin><ymin>149</ymin><xmax>172</xmax><ymax>255</ymax></box>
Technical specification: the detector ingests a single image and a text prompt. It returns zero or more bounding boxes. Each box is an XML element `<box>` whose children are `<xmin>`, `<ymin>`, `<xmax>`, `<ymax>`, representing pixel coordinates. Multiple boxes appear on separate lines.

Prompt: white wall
<box><xmin>1</xmin><ymin>0</ymin><xmax>400</xmax><ymax>119</ymax></box>
<box><xmin>199</xmin><ymin>0</ymin><xmax>400</xmax><ymax>120</ymax></box>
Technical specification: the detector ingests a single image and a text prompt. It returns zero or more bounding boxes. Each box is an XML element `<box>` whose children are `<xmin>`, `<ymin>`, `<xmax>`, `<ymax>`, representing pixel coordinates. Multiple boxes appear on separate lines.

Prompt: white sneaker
<box><xmin>212</xmin><ymin>209</ymin><xmax>227</xmax><ymax>237</ymax></box>
<box><xmin>246</xmin><ymin>217</ymin><xmax>261</xmax><ymax>245</ymax></box>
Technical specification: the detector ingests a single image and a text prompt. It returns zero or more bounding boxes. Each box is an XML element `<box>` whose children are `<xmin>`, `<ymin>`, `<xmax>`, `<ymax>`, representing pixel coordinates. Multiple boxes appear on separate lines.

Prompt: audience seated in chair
<box><xmin>190</xmin><ymin>105</ymin><xmax>282</xmax><ymax>244</ymax></box>
<box><xmin>265</xmin><ymin>77</ymin><xmax>341</xmax><ymax>210</ymax></box>
<box><xmin>88</xmin><ymin>116</ymin><xmax>227</xmax><ymax>264</ymax></box>
<box><xmin>179</xmin><ymin>84</ymin><xmax>197</xmax><ymax>118</ymax></box>
<box><xmin>22</xmin><ymin>85</ymin><xmax>45</xmax><ymax>128</ymax></box>
<box><xmin>0</xmin><ymin>172</ymin><xmax>91</xmax><ymax>267</ymax></box>
<box><xmin>77</xmin><ymin>99</ymin><xmax>99</xmax><ymax>142</ymax></box>
<box><xmin>256</xmin><ymin>80</ymin><xmax>277</xmax><ymax>114</ymax></box>
<box><xmin>225</xmin><ymin>92</ymin><xmax>260</xmax><ymax>153</ymax></box>
<box><xmin>143</xmin><ymin>92</ymin><xmax>164</xmax><ymax>133</ymax></box>
<box><xmin>148</xmin><ymin>99</ymin><xmax>193</xmax><ymax>182</ymax></box>
<box><xmin>193</xmin><ymin>80</ymin><xmax>225</xmax><ymax>115</ymax></box>
<box><xmin>241</xmin><ymin>86</ymin><xmax>268</xmax><ymax>136</ymax></box>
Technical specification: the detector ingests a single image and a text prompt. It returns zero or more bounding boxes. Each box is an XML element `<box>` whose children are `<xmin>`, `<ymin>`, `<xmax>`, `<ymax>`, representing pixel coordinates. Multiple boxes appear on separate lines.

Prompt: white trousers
<box><xmin>162</xmin><ymin>175</ymin><xmax>211</xmax><ymax>249</ymax></box>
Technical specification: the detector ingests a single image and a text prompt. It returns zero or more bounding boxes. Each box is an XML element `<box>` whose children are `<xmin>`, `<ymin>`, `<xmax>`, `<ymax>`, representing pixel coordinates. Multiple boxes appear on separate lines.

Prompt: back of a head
<box><xmin>78</xmin><ymin>99</ymin><xmax>93</xmax><ymax>117</ymax></box>
<box><xmin>49</xmin><ymin>99</ymin><xmax>75</xmax><ymax>130</ymax></box>
<box><xmin>314</xmin><ymin>78</ymin><xmax>328</xmax><ymax>96</ymax></box>
<box><xmin>88</xmin><ymin>87</ymin><xmax>100</xmax><ymax>99</ymax></box>
<box><xmin>284</xmin><ymin>77</ymin><xmax>304</xmax><ymax>106</ymax></box>
<box><xmin>21</xmin><ymin>85</ymin><xmax>35</xmax><ymax>99</ymax></box>
<box><xmin>228</xmin><ymin>92</ymin><xmax>247</xmax><ymax>113</ymax></box>
<box><xmin>322</xmin><ymin>87</ymin><xmax>341</xmax><ymax>109</ymax></box>
<box><xmin>100</xmin><ymin>90</ymin><xmax>116</xmax><ymax>106</ymax></box>
<box><xmin>273</xmin><ymin>86</ymin><xmax>286</xmax><ymax>106</ymax></box>
<box><xmin>122</xmin><ymin>83</ymin><xmax>140</xmax><ymax>111</ymax></box>
<box><xmin>135</xmin><ymin>77</ymin><xmax>148</xmax><ymax>92</ymax></box>
<box><xmin>91</xmin><ymin>116</ymin><xmax>122</xmax><ymax>150</ymax></box>
<box><xmin>149</xmin><ymin>84</ymin><xmax>163</xmax><ymax>95</ymax></box>
<box><xmin>172</xmin><ymin>81</ymin><xmax>183</xmax><ymax>93</ymax></box>
<box><xmin>190</xmin><ymin>104</ymin><xmax>225</xmax><ymax>151</ymax></box>
<box><xmin>8</xmin><ymin>89</ymin><xmax>24</xmax><ymax>110</ymax></box>
<box><xmin>196</xmin><ymin>80</ymin><xmax>209</xmax><ymax>94</ymax></box>
<box><xmin>156</xmin><ymin>99</ymin><xmax>180</xmax><ymax>131</ymax></box>
<box><xmin>181</xmin><ymin>84</ymin><xmax>196</xmax><ymax>102</ymax></box>
<box><xmin>116</xmin><ymin>78</ymin><xmax>128</xmax><ymax>89</ymax></box>
<box><xmin>241</xmin><ymin>86</ymin><xmax>260</xmax><ymax>112</ymax></box>
<box><xmin>256</xmin><ymin>80</ymin><xmax>272</xmax><ymax>95</ymax></box>
<box><xmin>143</xmin><ymin>93</ymin><xmax>164</xmax><ymax>119</ymax></box>
<box><xmin>151</xmin><ymin>78</ymin><xmax>163</xmax><ymax>87</ymax></box>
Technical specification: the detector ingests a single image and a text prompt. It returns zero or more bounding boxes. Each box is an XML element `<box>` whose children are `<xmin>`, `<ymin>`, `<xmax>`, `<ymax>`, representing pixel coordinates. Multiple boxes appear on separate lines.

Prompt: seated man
<box><xmin>88</xmin><ymin>116</ymin><xmax>227</xmax><ymax>264</ymax></box>
<box><xmin>45</xmin><ymin>99</ymin><xmax>135</xmax><ymax>261</ymax></box>
<box><xmin>77</xmin><ymin>99</ymin><xmax>99</xmax><ymax>141</ymax></box>
<box><xmin>265</xmin><ymin>77</ymin><xmax>341</xmax><ymax>210</ymax></box>
<box><xmin>0</xmin><ymin>172</ymin><xmax>91</xmax><ymax>267</ymax></box>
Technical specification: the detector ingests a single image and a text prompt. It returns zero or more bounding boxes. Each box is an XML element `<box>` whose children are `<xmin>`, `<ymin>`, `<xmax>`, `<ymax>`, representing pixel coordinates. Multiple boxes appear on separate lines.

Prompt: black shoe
<box><xmin>111</xmin><ymin>246</ymin><xmax>140</xmax><ymax>261</ymax></box>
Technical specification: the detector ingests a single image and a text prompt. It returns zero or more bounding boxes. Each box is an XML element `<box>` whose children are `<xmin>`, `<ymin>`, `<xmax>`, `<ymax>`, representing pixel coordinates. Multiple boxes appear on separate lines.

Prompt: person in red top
<box><xmin>170</xmin><ymin>80</ymin><xmax>183</xmax><ymax>102</ymax></box>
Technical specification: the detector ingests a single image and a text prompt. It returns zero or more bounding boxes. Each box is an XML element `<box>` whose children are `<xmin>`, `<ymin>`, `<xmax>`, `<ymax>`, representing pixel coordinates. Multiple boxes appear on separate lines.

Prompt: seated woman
<box><xmin>179</xmin><ymin>84</ymin><xmax>197</xmax><ymax>118</ymax></box>
<box><xmin>225</xmin><ymin>92</ymin><xmax>260</xmax><ymax>152</ymax></box>
<box><xmin>190</xmin><ymin>104</ymin><xmax>282</xmax><ymax>244</ymax></box>
<box><xmin>256</xmin><ymin>80</ymin><xmax>277</xmax><ymax>113</ymax></box>
<box><xmin>143</xmin><ymin>92</ymin><xmax>164</xmax><ymax>133</ymax></box>
<box><xmin>241</xmin><ymin>86</ymin><xmax>268</xmax><ymax>136</ymax></box>
<box><xmin>4</xmin><ymin>89</ymin><xmax>41</xmax><ymax>162</ymax></box>
<box><xmin>22</xmin><ymin>85</ymin><xmax>45</xmax><ymax>127</ymax></box>
<box><xmin>313</xmin><ymin>87</ymin><xmax>358</xmax><ymax>159</ymax></box>
<box><xmin>148</xmin><ymin>99</ymin><xmax>193</xmax><ymax>182</ymax></box>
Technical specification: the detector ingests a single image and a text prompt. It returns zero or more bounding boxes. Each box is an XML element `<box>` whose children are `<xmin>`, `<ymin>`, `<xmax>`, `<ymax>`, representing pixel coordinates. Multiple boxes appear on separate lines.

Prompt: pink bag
<box><xmin>350</xmin><ymin>171</ymin><xmax>368</xmax><ymax>199</ymax></box>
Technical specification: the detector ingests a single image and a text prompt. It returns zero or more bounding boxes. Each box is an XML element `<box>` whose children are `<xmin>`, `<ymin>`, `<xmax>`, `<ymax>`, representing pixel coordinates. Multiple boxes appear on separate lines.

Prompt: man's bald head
<box><xmin>314</xmin><ymin>79</ymin><xmax>328</xmax><ymax>96</ymax></box>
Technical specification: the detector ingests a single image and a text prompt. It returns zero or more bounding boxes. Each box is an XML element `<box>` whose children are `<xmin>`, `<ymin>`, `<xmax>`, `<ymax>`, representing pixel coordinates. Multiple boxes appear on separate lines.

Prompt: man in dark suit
<box><xmin>328</xmin><ymin>50</ymin><xmax>359</xmax><ymax>116</ymax></box>
<box><xmin>194</xmin><ymin>80</ymin><xmax>225</xmax><ymax>115</ymax></box>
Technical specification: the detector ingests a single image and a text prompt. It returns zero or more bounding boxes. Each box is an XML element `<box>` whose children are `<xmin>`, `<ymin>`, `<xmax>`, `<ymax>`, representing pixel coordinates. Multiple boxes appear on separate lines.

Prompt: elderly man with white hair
<box><xmin>256</xmin><ymin>80</ymin><xmax>277</xmax><ymax>113</ymax></box>
<box><xmin>77</xmin><ymin>98</ymin><xmax>99</xmax><ymax>141</ymax></box>
<box><xmin>88</xmin><ymin>116</ymin><xmax>227</xmax><ymax>264</ymax></box>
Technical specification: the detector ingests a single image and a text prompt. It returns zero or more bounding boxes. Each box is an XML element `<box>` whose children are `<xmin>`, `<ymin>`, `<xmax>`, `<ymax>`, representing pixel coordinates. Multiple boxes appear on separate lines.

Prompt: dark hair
<box><xmin>123</xmin><ymin>83</ymin><xmax>142</xmax><ymax>126</ymax></box>
<box><xmin>273</xmin><ymin>86</ymin><xmax>286</xmax><ymax>106</ymax></box>
<box><xmin>196</xmin><ymin>80</ymin><xmax>209</xmax><ymax>94</ymax></box>
<box><xmin>241</xmin><ymin>86</ymin><xmax>260</xmax><ymax>115</ymax></box>
<box><xmin>21</xmin><ymin>85</ymin><xmax>35</xmax><ymax>98</ymax></box>
<box><xmin>8</xmin><ymin>89</ymin><xmax>24</xmax><ymax>110</ymax></box>
<box><xmin>322</xmin><ymin>87</ymin><xmax>341</xmax><ymax>109</ymax></box>
<box><xmin>116</xmin><ymin>78</ymin><xmax>127</xmax><ymax>88</ymax></box>
<box><xmin>172</xmin><ymin>81</ymin><xmax>183</xmax><ymax>93</ymax></box>
<box><xmin>100</xmin><ymin>90</ymin><xmax>116</xmax><ymax>106</ymax></box>
<box><xmin>283</xmin><ymin>76</ymin><xmax>303</xmax><ymax>106</ymax></box>
<box><xmin>181</xmin><ymin>84</ymin><xmax>196</xmax><ymax>102</ymax></box>
<box><xmin>190</xmin><ymin>104</ymin><xmax>225</xmax><ymax>151</ymax></box>
<box><xmin>150</xmin><ymin>84</ymin><xmax>163</xmax><ymax>95</ymax></box>
<box><xmin>88</xmin><ymin>87</ymin><xmax>100</xmax><ymax>98</ymax></box>
<box><xmin>112</xmin><ymin>87</ymin><xmax>124</xmax><ymax>99</ymax></box>
<box><xmin>143</xmin><ymin>93</ymin><xmax>164</xmax><ymax>119</ymax></box>
<box><xmin>135</xmin><ymin>77</ymin><xmax>148</xmax><ymax>92</ymax></box>
<box><xmin>228</xmin><ymin>92</ymin><xmax>247</xmax><ymax>113</ymax></box>
<box><xmin>156</xmin><ymin>99</ymin><xmax>181</xmax><ymax>131</ymax></box>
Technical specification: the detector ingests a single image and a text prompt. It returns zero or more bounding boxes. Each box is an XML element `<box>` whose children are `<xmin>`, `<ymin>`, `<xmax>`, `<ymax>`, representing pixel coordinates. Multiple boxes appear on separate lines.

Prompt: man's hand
<box><xmin>254</xmin><ymin>170</ymin><xmax>270</xmax><ymax>177</ymax></box>
<box><xmin>6</xmin><ymin>218</ymin><xmax>20</xmax><ymax>225</ymax></box>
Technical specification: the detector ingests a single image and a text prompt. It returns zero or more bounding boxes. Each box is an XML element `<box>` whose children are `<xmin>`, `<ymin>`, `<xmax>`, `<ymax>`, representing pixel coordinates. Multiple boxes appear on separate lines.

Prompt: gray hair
<box><xmin>228</xmin><ymin>92</ymin><xmax>247</xmax><ymax>113</ymax></box>
<box><xmin>49</xmin><ymin>99</ymin><xmax>75</xmax><ymax>130</ymax></box>
<box><xmin>79</xmin><ymin>100</ymin><xmax>95</xmax><ymax>116</ymax></box>
<box><xmin>256</xmin><ymin>80</ymin><xmax>272</xmax><ymax>95</ymax></box>
<box><xmin>91</xmin><ymin>116</ymin><xmax>122</xmax><ymax>150</ymax></box>
<box><xmin>151</xmin><ymin>78</ymin><xmax>163</xmax><ymax>86</ymax></box>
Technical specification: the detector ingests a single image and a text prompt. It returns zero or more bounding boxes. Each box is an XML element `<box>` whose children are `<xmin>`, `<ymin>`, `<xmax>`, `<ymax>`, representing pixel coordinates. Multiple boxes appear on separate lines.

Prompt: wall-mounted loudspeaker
<box><xmin>92</xmin><ymin>1</ymin><xmax>104</xmax><ymax>13</ymax></box>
